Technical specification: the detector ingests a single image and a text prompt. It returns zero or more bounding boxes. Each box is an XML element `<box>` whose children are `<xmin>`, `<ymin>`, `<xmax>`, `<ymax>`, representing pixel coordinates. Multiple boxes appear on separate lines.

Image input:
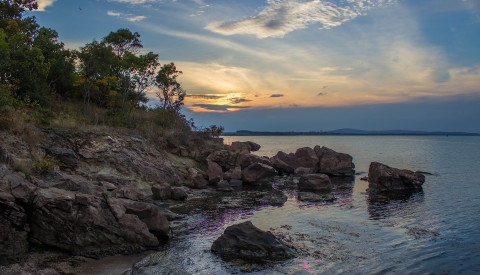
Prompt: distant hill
<box><xmin>223</xmin><ymin>129</ymin><xmax>480</xmax><ymax>136</ymax></box>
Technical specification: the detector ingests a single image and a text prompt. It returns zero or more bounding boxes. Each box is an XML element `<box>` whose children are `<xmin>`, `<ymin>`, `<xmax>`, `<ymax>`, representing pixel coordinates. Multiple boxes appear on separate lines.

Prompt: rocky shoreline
<box><xmin>0</xmin><ymin>127</ymin><xmax>425</xmax><ymax>274</ymax></box>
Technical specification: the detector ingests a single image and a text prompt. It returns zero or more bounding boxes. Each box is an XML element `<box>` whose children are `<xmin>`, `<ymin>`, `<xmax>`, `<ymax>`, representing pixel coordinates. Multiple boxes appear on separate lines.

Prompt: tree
<box><xmin>76</xmin><ymin>40</ymin><xmax>117</xmax><ymax>113</ymax></box>
<box><xmin>103</xmin><ymin>28</ymin><xmax>141</xmax><ymax>58</ymax></box>
<box><xmin>155</xmin><ymin>62</ymin><xmax>185</xmax><ymax>112</ymax></box>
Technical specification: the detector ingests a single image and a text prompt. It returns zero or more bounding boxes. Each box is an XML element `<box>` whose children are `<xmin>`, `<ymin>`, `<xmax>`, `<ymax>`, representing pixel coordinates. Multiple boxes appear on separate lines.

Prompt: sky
<box><xmin>30</xmin><ymin>0</ymin><xmax>480</xmax><ymax>132</ymax></box>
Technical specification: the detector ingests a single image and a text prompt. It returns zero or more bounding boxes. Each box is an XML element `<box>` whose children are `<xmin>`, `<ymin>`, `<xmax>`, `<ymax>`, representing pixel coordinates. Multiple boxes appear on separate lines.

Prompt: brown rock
<box><xmin>171</xmin><ymin>187</ymin><xmax>188</xmax><ymax>201</ymax></box>
<box><xmin>151</xmin><ymin>183</ymin><xmax>171</xmax><ymax>200</ymax></box>
<box><xmin>236</xmin><ymin>154</ymin><xmax>272</xmax><ymax>169</ymax></box>
<box><xmin>298</xmin><ymin>174</ymin><xmax>332</xmax><ymax>192</ymax></box>
<box><xmin>242</xmin><ymin>163</ymin><xmax>277</xmax><ymax>183</ymax></box>
<box><xmin>187</xmin><ymin>168</ymin><xmax>208</xmax><ymax>189</ymax></box>
<box><xmin>207</xmin><ymin>161</ymin><xmax>223</xmax><ymax>185</ymax></box>
<box><xmin>294</xmin><ymin>167</ymin><xmax>317</xmax><ymax>175</ymax></box>
<box><xmin>206</xmin><ymin>150</ymin><xmax>237</xmax><ymax>170</ymax></box>
<box><xmin>211</xmin><ymin>221</ymin><xmax>293</xmax><ymax>262</ymax></box>
<box><xmin>368</xmin><ymin>162</ymin><xmax>425</xmax><ymax>192</ymax></box>
<box><xmin>224</xmin><ymin>166</ymin><xmax>242</xmax><ymax>180</ymax></box>
<box><xmin>314</xmin><ymin>146</ymin><xmax>355</xmax><ymax>176</ymax></box>
<box><xmin>230</xmin><ymin>141</ymin><xmax>261</xmax><ymax>154</ymax></box>
<box><xmin>294</xmin><ymin>147</ymin><xmax>319</xmax><ymax>170</ymax></box>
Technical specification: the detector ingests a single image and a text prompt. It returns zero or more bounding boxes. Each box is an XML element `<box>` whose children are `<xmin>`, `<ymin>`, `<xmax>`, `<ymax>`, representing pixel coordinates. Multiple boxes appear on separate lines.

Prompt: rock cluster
<box><xmin>0</xmin><ymin>129</ymin><xmax>216</xmax><ymax>265</ymax></box>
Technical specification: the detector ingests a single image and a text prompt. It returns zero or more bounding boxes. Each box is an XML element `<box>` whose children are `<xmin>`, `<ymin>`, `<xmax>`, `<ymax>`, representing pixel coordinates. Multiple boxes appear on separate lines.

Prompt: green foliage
<box><xmin>155</xmin><ymin>62</ymin><xmax>185</xmax><ymax>112</ymax></box>
<box><xmin>34</xmin><ymin>154</ymin><xmax>55</xmax><ymax>174</ymax></box>
<box><xmin>204</xmin><ymin>125</ymin><xmax>225</xmax><ymax>138</ymax></box>
<box><xmin>0</xmin><ymin>0</ymin><xmax>224</xmax><ymax>143</ymax></box>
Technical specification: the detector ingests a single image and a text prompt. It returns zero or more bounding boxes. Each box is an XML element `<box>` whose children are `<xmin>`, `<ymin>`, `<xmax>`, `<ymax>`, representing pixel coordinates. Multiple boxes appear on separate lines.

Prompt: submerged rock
<box><xmin>297</xmin><ymin>191</ymin><xmax>335</xmax><ymax>202</ymax></box>
<box><xmin>368</xmin><ymin>162</ymin><xmax>425</xmax><ymax>193</ymax></box>
<box><xmin>211</xmin><ymin>221</ymin><xmax>294</xmax><ymax>262</ymax></box>
<box><xmin>217</xmin><ymin>180</ymin><xmax>233</xmax><ymax>192</ymax></box>
<box><xmin>261</xmin><ymin>189</ymin><xmax>288</xmax><ymax>206</ymax></box>
<box><xmin>298</xmin><ymin>173</ymin><xmax>332</xmax><ymax>192</ymax></box>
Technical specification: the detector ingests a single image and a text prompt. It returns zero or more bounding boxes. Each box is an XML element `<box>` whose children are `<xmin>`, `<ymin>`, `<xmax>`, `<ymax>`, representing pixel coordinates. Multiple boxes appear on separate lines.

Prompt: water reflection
<box><xmin>367</xmin><ymin>191</ymin><xmax>425</xmax><ymax>220</ymax></box>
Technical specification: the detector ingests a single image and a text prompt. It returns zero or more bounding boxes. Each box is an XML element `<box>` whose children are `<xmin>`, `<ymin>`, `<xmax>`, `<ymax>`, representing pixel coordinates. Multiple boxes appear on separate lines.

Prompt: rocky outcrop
<box><xmin>0</xmin><ymin>192</ymin><xmax>29</xmax><ymax>265</ymax></box>
<box><xmin>44</xmin><ymin>147</ymin><xmax>79</xmax><ymax>171</ymax></box>
<box><xmin>368</xmin><ymin>162</ymin><xmax>425</xmax><ymax>193</ymax></box>
<box><xmin>271</xmin><ymin>146</ymin><xmax>354</xmax><ymax>177</ymax></box>
<box><xmin>298</xmin><ymin>174</ymin><xmax>332</xmax><ymax>192</ymax></box>
<box><xmin>314</xmin><ymin>146</ymin><xmax>355</xmax><ymax>176</ymax></box>
<box><xmin>242</xmin><ymin>163</ymin><xmax>277</xmax><ymax>183</ymax></box>
<box><xmin>211</xmin><ymin>221</ymin><xmax>294</xmax><ymax>262</ymax></box>
<box><xmin>28</xmin><ymin>188</ymin><xmax>161</xmax><ymax>257</ymax></box>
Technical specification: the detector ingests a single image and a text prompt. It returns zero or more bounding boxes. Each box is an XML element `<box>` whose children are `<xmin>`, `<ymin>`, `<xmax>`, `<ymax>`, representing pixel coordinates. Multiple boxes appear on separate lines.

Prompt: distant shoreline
<box><xmin>222</xmin><ymin>129</ymin><xmax>480</xmax><ymax>136</ymax></box>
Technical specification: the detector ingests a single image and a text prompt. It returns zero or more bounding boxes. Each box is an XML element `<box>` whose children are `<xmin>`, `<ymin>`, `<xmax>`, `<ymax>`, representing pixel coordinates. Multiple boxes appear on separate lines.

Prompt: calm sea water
<box><xmin>138</xmin><ymin>136</ymin><xmax>480</xmax><ymax>274</ymax></box>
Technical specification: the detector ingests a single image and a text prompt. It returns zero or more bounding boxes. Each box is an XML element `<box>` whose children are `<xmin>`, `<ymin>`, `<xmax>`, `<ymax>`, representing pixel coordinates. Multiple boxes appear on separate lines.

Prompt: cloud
<box><xmin>270</xmin><ymin>94</ymin><xmax>284</xmax><ymax>97</ymax></box>
<box><xmin>141</xmin><ymin>24</ymin><xmax>281</xmax><ymax>60</ymax></box>
<box><xmin>230</xmin><ymin>98</ymin><xmax>252</xmax><ymax>104</ymax></box>
<box><xmin>192</xmin><ymin>104</ymin><xmax>251</xmax><ymax>111</ymax></box>
<box><xmin>35</xmin><ymin>0</ymin><xmax>57</xmax><ymax>11</ymax></box>
<box><xmin>186</xmin><ymin>94</ymin><xmax>224</xmax><ymax>100</ymax></box>
<box><xmin>107</xmin><ymin>11</ymin><xmax>147</xmax><ymax>22</ymax></box>
<box><xmin>107</xmin><ymin>11</ymin><xmax>122</xmax><ymax>17</ymax></box>
<box><xmin>127</xmin><ymin>15</ymin><xmax>147</xmax><ymax>22</ymax></box>
<box><xmin>205</xmin><ymin>0</ymin><xmax>396</xmax><ymax>38</ymax></box>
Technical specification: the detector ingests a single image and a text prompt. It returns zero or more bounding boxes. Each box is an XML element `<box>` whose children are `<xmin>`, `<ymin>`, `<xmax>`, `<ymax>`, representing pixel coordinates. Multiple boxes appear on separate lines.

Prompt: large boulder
<box><xmin>270</xmin><ymin>151</ymin><xmax>298</xmax><ymax>174</ymax></box>
<box><xmin>270</xmin><ymin>147</ymin><xmax>319</xmax><ymax>175</ymax></box>
<box><xmin>242</xmin><ymin>163</ymin><xmax>277</xmax><ymax>183</ymax></box>
<box><xmin>298</xmin><ymin>173</ymin><xmax>332</xmax><ymax>192</ymax></box>
<box><xmin>110</xmin><ymin>198</ymin><xmax>170</xmax><ymax>238</ymax></box>
<box><xmin>368</xmin><ymin>162</ymin><xmax>425</xmax><ymax>192</ymax></box>
<box><xmin>186</xmin><ymin>167</ymin><xmax>208</xmax><ymax>189</ymax></box>
<box><xmin>236</xmin><ymin>154</ymin><xmax>272</xmax><ymax>170</ymax></box>
<box><xmin>206</xmin><ymin>150</ymin><xmax>237</xmax><ymax>170</ymax></box>
<box><xmin>314</xmin><ymin>146</ymin><xmax>355</xmax><ymax>176</ymax></box>
<box><xmin>224</xmin><ymin>166</ymin><xmax>242</xmax><ymax>181</ymax></box>
<box><xmin>211</xmin><ymin>221</ymin><xmax>293</xmax><ymax>262</ymax></box>
<box><xmin>230</xmin><ymin>141</ymin><xmax>261</xmax><ymax>154</ymax></box>
<box><xmin>207</xmin><ymin>161</ymin><xmax>223</xmax><ymax>185</ymax></box>
<box><xmin>294</xmin><ymin>147</ymin><xmax>319</xmax><ymax>170</ymax></box>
